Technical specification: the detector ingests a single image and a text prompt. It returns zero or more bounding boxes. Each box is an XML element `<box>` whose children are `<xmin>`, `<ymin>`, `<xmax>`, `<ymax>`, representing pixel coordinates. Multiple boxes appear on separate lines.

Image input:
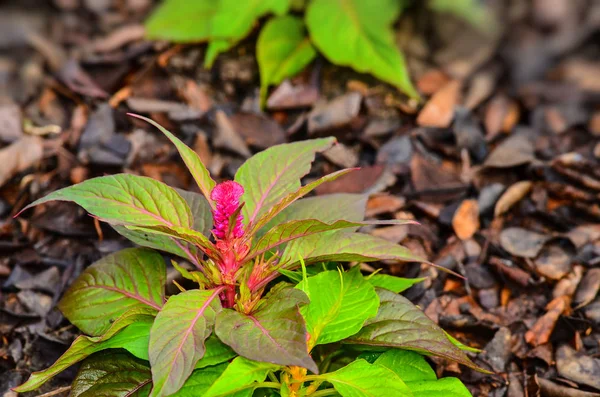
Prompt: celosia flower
<box><xmin>210</xmin><ymin>181</ymin><xmax>245</xmax><ymax>239</ymax></box>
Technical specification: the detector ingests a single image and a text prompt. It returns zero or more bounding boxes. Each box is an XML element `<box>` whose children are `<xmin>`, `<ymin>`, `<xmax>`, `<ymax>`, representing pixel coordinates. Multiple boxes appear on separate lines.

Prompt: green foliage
<box><xmin>15</xmin><ymin>117</ymin><xmax>480</xmax><ymax>396</ymax></box>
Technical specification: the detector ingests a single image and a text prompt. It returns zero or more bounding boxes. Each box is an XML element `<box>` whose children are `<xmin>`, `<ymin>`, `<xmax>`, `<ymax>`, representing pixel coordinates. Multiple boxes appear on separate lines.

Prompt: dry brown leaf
<box><xmin>416</xmin><ymin>80</ymin><xmax>462</xmax><ymax>128</ymax></box>
<box><xmin>0</xmin><ymin>136</ymin><xmax>44</xmax><ymax>187</ymax></box>
<box><xmin>500</xmin><ymin>227</ymin><xmax>549</xmax><ymax>258</ymax></box>
<box><xmin>494</xmin><ymin>181</ymin><xmax>532</xmax><ymax>216</ymax></box>
<box><xmin>525</xmin><ymin>295</ymin><xmax>569</xmax><ymax>346</ymax></box>
<box><xmin>366</xmin><ymin>194</ymin><xmax>405</xmax><ymax>217</ymax></box>
<box><xmin>416</xmin><ymin>69</ymin><xmax>450</xmax><ymax>95</ymax></box>
<box><xmin>452</xmin><ymin>199</ymin><xmax>480</xmax><ymax>240</ymax></box>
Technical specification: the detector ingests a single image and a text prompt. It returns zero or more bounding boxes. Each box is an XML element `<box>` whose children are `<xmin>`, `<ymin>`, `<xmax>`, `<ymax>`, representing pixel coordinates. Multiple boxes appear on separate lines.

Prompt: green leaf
<box><xmin>305</xmin><ymin>0</ymin><xmax>418</xmax><ymax>99</ymax></box>
<box><xmin>13</xmin><ymin>308</ymin><xmax>155</xmax><ymax>392</ymax></box>
<box><xmin>146</xmin><ymin>0</ymin><xmax>218</xmax><ymax>41</ymax></box>
<box><xmin>346</xmin><ymin>288</ymin><xmax>480</xmax><ymax>370</ymax></box>
<box><xmin>149</xmin><ymin>288</ymin><xmax>223</xmax><ymax>397</ymax></box>
<box><xmin>281</xmin><ymin>230</ymin><xmax>423</xmax><ymax>269</ymax></box>
<box><xmin>58</xmin><ymin>248</ymin><xmax>165</xmax><ymax>336</ymax></box>
<box><xmin>320</xmin><ymin>359</ymin><xmax>413</xmax><ymax>397</ymax></box>
<box><xmin>257</xmin><ymin>15</ymin><xmax>316</xmax><ymax>105</ymax></box>
<box><xmin>259</xmin><ymin>194</ymin><xmax>368</xmax><ymax>237</ymax></box>
<box><xmin>296</xmin><ymin>268</ymin><xmax>379</xmax><ymax>348</ymax></box>
<box><xmin>172</xmin><ymin>363</ymin><xmax>229</xmax><ymax>396</ymax></box>
<box><xmin>248</xmin><ymin>168</ymin><xmax>357</xmax><ymax>236</ymax></box>
<box><xmin>367</xmin><ymin>274</ymin><xmax>425</xmax><ymax>293</ymax></box>
<box><xmin>211</xmin><ymin>0</ymin><xmax>290</xmax><ymax>39</ymax></box>
<box><xmin>405</xmin><ymin>377</ymin><xmax>472</xmax><ymax>397</ymax></box>
<box><xmin>129</xmin><ymin>114</ymin><xmax>216</xmax><ymax>204</ymax></box>
<box><xmin>204</xmin><ymin>39</ymin><xmax>235</xmax><ymax>68</ymax></box>
<box><xmin>250</xmin><ymin>218</ymin><xmax>415</xmax><ymax>261</ymax></box>
<box><xmin>196</xmin><ymin>334</ymin><xmax>237</xmax><ymax>369</ymax></box>
<box><xmin>126</xmin><ymin>225</ymin><xmax>218</xmax><ymax>258</ymax></box>
<box><xmin>70</xmin><ymin>350</ymin><xmax>152</xmax><ymax>397</ymax></box>
<box><xmin>446</xmin><ymin>332</ymin><xmax>481</xmax><ymax>354</ymax></box>
<box><xmin>20</xmin><ymin>173</ymin><xmax>192</xmax><ymax>228</ymax></box>
<box><xmin>373</xmin><ymin>349</ymin><xmax>436</xmax><ymax>382</ymax></box>
<box><xmin>215</xmin><ymin>285</ymin><xmax>317</xmax><ymax>373</ymax></box>
<box><xmin>204</xmin><ymin>356</ymin><xmax>280</xmax><ymax>397</ymax></box>
<box><xmin>235</xmin><ymin>138</ymin><xmax>336</xmax><ymax>226</ymax></box>
<box><xmin>113</xmin><ymin>189</ymin><xmax>211</xmax><ymax>264</ymax></box>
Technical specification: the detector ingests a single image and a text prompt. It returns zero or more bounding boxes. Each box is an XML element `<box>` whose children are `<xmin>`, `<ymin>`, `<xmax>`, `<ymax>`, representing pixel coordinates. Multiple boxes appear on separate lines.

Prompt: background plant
<box><xmin>145</xmin><ymin>0</ymin><xmax>493</xmax><ymax>104</ymax></box>
<box><xmin>13</xmin><ymin>115</ymin><xmax>482</xmax><ymax>397</ymax></box>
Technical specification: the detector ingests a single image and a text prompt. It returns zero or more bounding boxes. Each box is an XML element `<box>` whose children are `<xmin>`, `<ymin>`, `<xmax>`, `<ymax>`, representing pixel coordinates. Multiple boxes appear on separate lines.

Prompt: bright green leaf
<box><xmin>281</xmin><ymin>230</ymin><xmax>423</xmax><ymax>269</ymax></box>
<box><xmin>172</xmin><ymin>363</ymin><xmax>229</xmax><ymax>396</ymax></box>
<box><xmin>215</xmin><ymin>285</ymin><xmax>317</xmax><ymax>373</ymax></box>
<box><xmin>346</xmin><ymin>288</ymin><xmax>480</xmax><ymax>371</ymax></box>
<box><xmin>296</xmin><ymin>268</ymin><xmax>379</xmax><ymax>348</ymax></box>
<box><xmin>320</xmin><ymin>359</ymin><xmax>413</xmax><ymax>397</ymax></box>
<box><xmin>406</xmin><ymin>377</ymin><xmax>472</xmax><ymax>397</ymax></box>
<box><xmin>257</xmin><ymin>15</ymin><xmax>316</xmax><ymax>105</ymax></box>
<box><xmin>58</xmin><ymin>248</ymin><xmax>165</xmax><ymax>336</ymax></box>
<box><xmin>235</xmin><ymin>138</ymin><xmax>335</xmax><ymax>226</ymax></box>
<box><xmin>149</xmin><ymin>289</ymin><xmax>223</xmax><ymax>397</ymax></box>
<box><xmin>367</xmin><ymin>274</ymin><xmax>425</xmax><ymax>293</ymax></box>
<box><xmin>145</xmin><ymin>0</ymin><xmax>220</xmax><ymax>41</ymax></box>
<box><xmin>13</xmin><ymin>308</ymin><xmax>155</xmax><ymax>392</ymax></box>
<box><xmin>70</xmin><ymin>350</ymin><xmax>152</xmax><ymax>397</ymax></box>
<box><xmin>374</xmin><ymin>349</ymin><xmax>436</xmax><ymax>382</ymax></box>
<box><xmin>204</xmin><ymin>356</ymin><xmax>280</xmax><ymax>397</ymax></box>
<box><xmin>20</xmin><ymin>174</ymin><xmax>192</xmax><ymax>228</ymax></box>
<box><xmin>204</xmin><ymin>39</ymin><xmax>235</xmax><ymax>68</ymax></box>
<box><xmin>306</xmin><ymin>0</ymin><xmax>418</xmax><ymax>98</ymax></box>
<box><xmin>129</xmin><ymin>114</ymin><xmax>216</xmax><ymax>204</ymax></box>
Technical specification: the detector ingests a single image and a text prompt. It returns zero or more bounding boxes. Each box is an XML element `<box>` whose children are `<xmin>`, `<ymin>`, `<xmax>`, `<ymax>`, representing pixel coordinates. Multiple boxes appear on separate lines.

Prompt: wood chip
<box><xmin>416</xmin><ymin>80</ymin><xmax>462</xmax><ymax>128</ymax></box>
<box><xmin>452</xmin><ymin>199</ymin><xmax>480</xmax><ymax>240</ymax></box>
<box><xmin>494</xmin><ymin>181</ymin><xmax>533</xmax><ymax>216</ymax></box>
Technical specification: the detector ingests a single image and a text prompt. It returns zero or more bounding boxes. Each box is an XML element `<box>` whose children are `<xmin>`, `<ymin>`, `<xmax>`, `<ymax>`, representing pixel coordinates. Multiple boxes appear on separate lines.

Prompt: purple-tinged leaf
<box><xmin>250</xmin><ymin>218</ymin><xmax>416</xmax><ymax>260</ymax></box>
<box><xmin>257</xmin><ymin>193</ymin><xmax>368</xmax><ymax>238</ymax></box>
<box><xmin>125</xmin><ymin>225</ymin><xmax>218</xmax><ymax>259</ymax></box>
<box><xmin>346</xmin><ymin>288</ymin><xmax>481</xmax><ymax>371</ymax></box>
<box><xmin>17</xmin><ymin>174</ymin><xmax>192</xmax><ymax>228</ymax></box>
<box><xmin>215</xmin><ymin>285</ymin><xmax>317</xmax><ymax>373</ymax></box>
<box><xmin>70</xmin><ymin>351</ymin><xmax>152</xmax><ymax>397</ymax></box>
<box><xmin>235</xmin><ymin>138</ymin><xmax>336</xmax><ymax>225</ymax></box>
<box><xmin>149</xmin><ymin>288</ymin><xmax>223</xmax><ymax>397</ymax></box>
<box><xmin>280</xmin><ymin>230</ymin><xmax>423</xmax><ymax>269</ymax></box>
<box><xmin>58</xmin><ymin>248</ymin><xmax>165</xmax><ymax>336</ymax></box>
<box><xmin>13</xmin><ymin>307</ymin><xmax>156</xmax><ymax>393</ymax></box>
<box><xmin>248</xmin><ymin>168</ymin><xmax>357</xmax><ymax>237</ymax></box>
<box><xmin>128</xmin><ymin>113</ymin><xmax>216</xmax><ymax>206</ymax></box>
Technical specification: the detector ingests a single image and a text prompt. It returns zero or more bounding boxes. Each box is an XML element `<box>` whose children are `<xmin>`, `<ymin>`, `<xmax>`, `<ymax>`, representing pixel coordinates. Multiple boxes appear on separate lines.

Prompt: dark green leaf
<box><xmin>128</xmin><ymin>114</ymin><xmax>216</xmax><ymax>203</ymax></box>
<box><xmin>215</xmin><ymin>286</ymin><xmax>317</xmax><ymax>373</ymax></box>
<box><xmin>346</xmin><ymin>288</ymin><xmax>480</xmax><ymax>370</ymax></box>
<box><xmin>195</xmin><ymin>334</ymin><xmax>236</xmax><ymax>369</ymax></box>
<box><xmin>58</xmin><ymin>248</ymin><xmax>165</xmax><ymax>336</ymax></box>
<box><xmin>296</xmin><ymin>268</ymin><xmax>379</xmax><ymax>348</ymax></box>
<box><xmin>250</xmin><ymin>218</ymin><xmax>415</xmax><ymax>260</ymax></box>
<box><xmin>257</xmin><ymin>15</ymin><xmax>316</xmax><ymax>104</ymax></box>
<box><xmin>281</xmin><ymin>231</ymin><xmax>423</xmax><ymax>269</ymax></box>
<box><xmin>204</xmin><ymin>357</ymin><xmax>280</xmax><ymax>397</ymax></box>
<box><xmin>20</xmin><ymin>174</ymin><xmax>192</xmax><ymax>228</ymax></box>
<box><xmin>13</xmin><ymin>308</ymin><xmax>155</xmax><ymax>392</ymax></box>
<box><xmin>320</xmin><ymin>359</ymin><xmax>413</xmax><ymax>397</ymax></box>
<box><xmin>306</xmin><ymin>0</ymin><xmax>418</xmax><ymax>98</ymax></box>
<box><xmin>149</xmin><ymin>289</ymin><xmax>223</xmax><ymax>397</ymax></box>
<box><xmin>70</xmin><ymin>350</ymin><xmax>152</xmax><ymax>397</ymax></box>
<box><xmin>172</xmin><ymin>363</ymin><xmax>228</xmax><ymax>396</ymax></box>
<box><xmin>235</xmin><ymin>138</ymin><xmax>335</xmax><ymax>226</ymax></box>
<box><xmin>367</xmin><ymin>274</ymin><xmax>425</xmax><ymax>293</ymax></box>
<box><xmin>125</xmin><ymin>225</ymin><xmax>218</xmax><ymax>258</ymax></box>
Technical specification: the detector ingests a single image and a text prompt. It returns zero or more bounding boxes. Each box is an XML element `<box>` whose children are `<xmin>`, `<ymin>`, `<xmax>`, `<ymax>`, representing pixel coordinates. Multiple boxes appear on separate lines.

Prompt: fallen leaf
<box><xmin>267</xmin><ymin>79</ymin><xmax>319</xmax><ymax>110</ymax></box>
<box><xmin>0</xmin><ymin>103</ymin><xmax>22</xmax><ymax>143</ymax></box>
<box><xmin>0</xmin><ymin>136</ymin><xmax>44</xmax><ymax>187</ymax></box>
<box><xmin>534</xmin><ymin>242</ymin><xmax>573</xmax><ymax>280</ymax></box>
<box><xmin>370</xmin><ymin>225</ymin><xmax>408</xmax><ymax>243</ymax></box>
<box><xmin>452</xmin><ymin>199</ymin><xmax>480</xmax><ymax>240</ymax></box>
<box><xmin>213</xmin><ymin>110</ymin><xmax>251</xmax><ymax>158</ymax></box>
<box><xmin>494</xmin><ymin>181</ymin><xmax>532</xmax><ymax>216</ymax></box>
<box><xmin>525</xmin><ymin>295</ymin><xmax>569</xmax><ymax>346</ymax></box>
<box><xmin>365</xmin><ymin>194</ymin><xmax>405</xmax><ymax>217</ymax></box>
<box><xmin>574</xmin><ymin>268</ymin><xmax>600</xmax><ymax>309</ymax></box>
<box><xmin>500</xmin><ymin>227</ymin><xmax>550</xmax><ymax>258</ymax></box>
<box><xmin>416</xmin><ymin>80</ymin><xmax>462</xmax><ymax>128</ymax></box>
<box><xmin>229</xmin><ymin>112</ymin><xmax>286</xmax><ymax>149</ymax></box>
<box><xmin>484</xmin><ymin>134</ymin><xmax>535</xmax><ymax>168</ymax></box>
<box><xmin>556</xmin><ymin>345</ymin><xmax>600</xmax><ymax>390</ymax></box>
<box><xmin>308</xmin><ymin>92</ymin><xmax>362</xmax><ymax>134</ymax></box>
<box><xmin>323</xmin><ymin>143</ymin><xmax>359</xmax><ymax>168</ymax></box>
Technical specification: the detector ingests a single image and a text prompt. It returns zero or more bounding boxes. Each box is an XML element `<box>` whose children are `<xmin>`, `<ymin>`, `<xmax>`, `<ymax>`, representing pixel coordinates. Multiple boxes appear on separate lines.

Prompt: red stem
<box><xmin>222</xmin><ymin>284</ymin><xmax>236</xmax><ymax>308</ymax></box>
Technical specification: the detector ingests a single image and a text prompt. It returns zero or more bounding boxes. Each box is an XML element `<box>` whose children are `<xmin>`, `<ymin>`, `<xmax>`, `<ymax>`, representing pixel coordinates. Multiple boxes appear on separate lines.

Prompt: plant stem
<box><xmin>254</xmin><ymin>382</ymin><xmax>281</xmax><ymax>389</ymax></box>
<box><xmin>267</xmin><ymin>372</ymin><xmax>279</xmax><ymax>383</ymax></box>
<box><xmin>309</xmin><ymin>388</ymin><xmax>339</xmax><ymax>397</ymax></box>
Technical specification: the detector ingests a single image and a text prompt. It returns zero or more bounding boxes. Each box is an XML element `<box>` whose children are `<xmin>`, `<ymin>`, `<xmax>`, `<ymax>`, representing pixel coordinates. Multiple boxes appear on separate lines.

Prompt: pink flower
<box><xmin>210</xmin><ymin>181</ymin><xmax>245</xmax><ymax>239</ymax></box>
